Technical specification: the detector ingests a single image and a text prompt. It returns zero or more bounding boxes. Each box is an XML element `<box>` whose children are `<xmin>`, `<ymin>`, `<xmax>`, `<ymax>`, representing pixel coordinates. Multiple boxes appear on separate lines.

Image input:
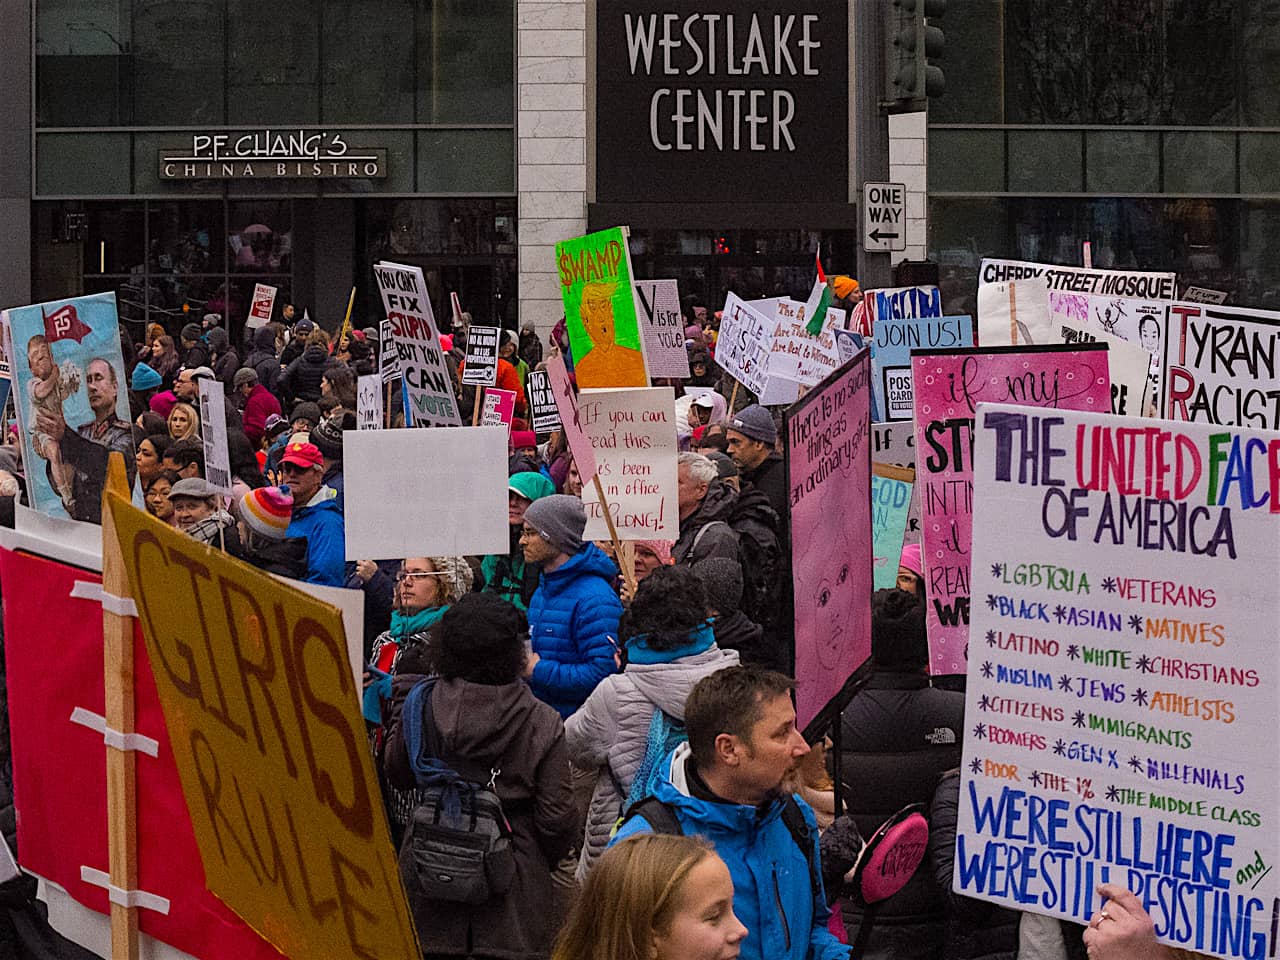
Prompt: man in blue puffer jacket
<box><xmin>519</xmin><ymin>494</ymin><xmax>623</xmax><ymax>718</ymax></box>
<box><xmin>614</xmin><ymin>665</ymin><xmax>851</xmax><ymax>960</ymax></box>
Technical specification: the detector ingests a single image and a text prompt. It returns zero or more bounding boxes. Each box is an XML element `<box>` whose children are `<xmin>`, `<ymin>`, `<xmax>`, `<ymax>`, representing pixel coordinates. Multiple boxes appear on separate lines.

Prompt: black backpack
<box><xmin>621</xmin><ymin>795</ymin><xmax>820</xmax><ymax>900</ymax></box>
<box><xmin>691</xmin><ymin>488</ymin><xmax>783</xmax><ymax>628</ymax></box>
<box><xmin>397</xmin><ymin>679</ymin><xmax>516</xmax><ymax>906</ymax></box>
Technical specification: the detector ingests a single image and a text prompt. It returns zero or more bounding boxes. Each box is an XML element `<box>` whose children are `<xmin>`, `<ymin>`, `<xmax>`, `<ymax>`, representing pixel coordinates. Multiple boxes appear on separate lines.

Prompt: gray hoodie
<box><xmin>564</xmin><ymin>643</ymin><xmax>739</xmax><ymax>879</ymax></box>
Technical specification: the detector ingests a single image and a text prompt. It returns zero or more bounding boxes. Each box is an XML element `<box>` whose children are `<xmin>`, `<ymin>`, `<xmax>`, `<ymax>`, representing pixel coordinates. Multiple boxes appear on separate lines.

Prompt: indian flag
<box><xmin>804</xmin><ymin>250</ymin><xmax>833</xmax><ymax>336</ymax></box>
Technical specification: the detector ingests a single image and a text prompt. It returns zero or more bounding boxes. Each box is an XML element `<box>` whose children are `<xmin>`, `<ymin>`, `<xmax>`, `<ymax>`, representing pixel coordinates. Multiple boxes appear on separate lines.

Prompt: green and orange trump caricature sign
<box><xmin>556</xmin><ymin>227</ymin><xmax>649</xmax><ymax>388</ymax></box>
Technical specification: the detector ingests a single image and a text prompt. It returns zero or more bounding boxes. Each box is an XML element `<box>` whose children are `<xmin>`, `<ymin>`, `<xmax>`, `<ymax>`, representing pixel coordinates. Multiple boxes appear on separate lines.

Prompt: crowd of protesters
<box><xmin>0</xmin><ymin>296</ymin><xmax>1185</xmax><ymax>960</ymax></box>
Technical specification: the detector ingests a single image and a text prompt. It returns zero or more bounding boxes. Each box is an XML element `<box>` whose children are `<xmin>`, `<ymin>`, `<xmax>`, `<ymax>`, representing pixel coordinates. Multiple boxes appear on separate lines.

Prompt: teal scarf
<box><xmin>625</xmin><ymin>621</ymin><xmax>716</xmax><ymax>665</ymax></box>
<box><xmin>391</xmin><ymin>604</ymin><xmax>448</xmax><ymax>641</ymax></box>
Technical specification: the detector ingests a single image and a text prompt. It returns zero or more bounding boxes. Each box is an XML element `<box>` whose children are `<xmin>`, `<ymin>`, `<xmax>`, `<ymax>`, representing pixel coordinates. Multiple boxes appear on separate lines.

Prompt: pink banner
<box><xmin>786</xmin><ymin>351</ymin><xmax>873</xmax><ymax>730</ymax></box>
<box><xmin>911</xmin><ymin>344</ymin><xmax>1110</xmax><ymax>674</ymax></box>
<box><xmin>546</xmin><ymin>355</ymin><xmax>598</xmax><ymax>481</ymax></box>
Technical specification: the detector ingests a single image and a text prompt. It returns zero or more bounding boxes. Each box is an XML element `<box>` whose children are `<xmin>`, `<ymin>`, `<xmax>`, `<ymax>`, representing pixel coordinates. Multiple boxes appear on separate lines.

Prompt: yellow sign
<box><xmin>106</xmin><ymin>492</ymin><xmax>418</xmax><ymax>960</ymax></box>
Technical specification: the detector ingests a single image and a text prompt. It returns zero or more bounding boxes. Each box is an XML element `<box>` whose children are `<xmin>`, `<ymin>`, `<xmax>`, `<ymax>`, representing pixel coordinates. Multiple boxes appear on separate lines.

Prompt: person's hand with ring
<box><xmin>1082</xmin><ymin>883</ymin><xmax>1165</xmax><ymax>960</ymax></box>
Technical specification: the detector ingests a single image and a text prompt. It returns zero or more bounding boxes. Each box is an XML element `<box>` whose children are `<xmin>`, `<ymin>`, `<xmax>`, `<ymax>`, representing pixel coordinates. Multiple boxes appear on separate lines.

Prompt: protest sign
<box><xmin>1163</xmin><ymin>302</ymin><xmax>1280</xmax><ymax>431</ymax></box>
<box><xmin>634</xmin><ymin>279</ymin><xmax>691</xmax><ymax>379</ymax></box>
<box><xmin>1183</xmin><ymin>285</ymin><xmax>1229</xmax><ymax>304</ymax></box>
<box><xmin>374</xmin><ymin>261</ymin><xmax>460</xmax><ymax>426</ymax></box>
<box><xmin>356</xmin><ymin>373</ymin><xmax>382</xmax><ymax>430</ymax></box>
<box><xmin>871</xmin><ymin>465</ymin><xmax>914</xmax><ymax>591</ymax></box>
<box><xmin>872</xmin><ymin>421</ymin><xmax>921</xmax><ymax>544</ymax></box>
<box><xmin>978</xmin><ymin>277</ymin><xmax>1052</xmax><ymax>346</ymax></box>
<box><xmin>579</xmin><ymin>387</ymin><xmax>678</xmax><ymax>540</ymax></box>
<box><xmin>527</xmin><ymin>369</ymin><xmax>562</xmax><ymax>434</ymax></box>
<box><xmin>547</xmin><ymin>355</ymin><xmax>597</xmax><ymax>481</ymax></box>
<box><xmin>1054</xmin><ymin>321</ymin><xmax>1152</xmax><ymax>417</ymax></box>
<box><xmin>912</xmin><ymin>345</ymin><xmax>1111</xmax><ymax>675</ymax></box>
<box><xmin>462</xmin><ymin>325</ymin><xmax>500</xmax><ymax>386</ymax></box>
<box><xmin>979</xmin><ymin>258</ymin><xmax>1177</xmax><ymax>300</ymax></box>
<box><xmin>833</xmin><ymin>328</ymin><xmax>865</xmax><ymax>366</ymax></box>
<box><xmin>785</xmin><ymin>351</ymin><xmax>873</xmax><ymax>731</ymax></box>
<box><xmin>556</xmin><ymin>227</ymin><xmax>648</xmax><ymax>388</ymax></box>
<box><xmin>481</xmin><ymin>387</ymin><xmax>517</xmax><ymax>431</ymax></box>
<box><xmin>956</xmin><ymin>405</ymin><xmax>1279</xmax><ymax>960</ymax></box>
<box><xmin>343</xmin><ymin>425</ymin><xmax>508</xmax><ymax>559</ymax></box>
<box><xmin>767</xmin><ymin>299</ymin><xmax>843</xmax><ymax>388</ymax></box>
<box><xmin>4</xmin><ymin>292</ymin><xmax>134</xmax><ymax>524</ymax></box>
<box><xmin>863</xmin><ymin>285</ymin><xmax>942</xmax><ymax>325</ymax></box>
<box><xmin>872</xmin><ymin>315</ymin><xmax>974</xmax><ymax>421</ymax></box>
<box><xmin>106</xmin><ymin>493</ymin><xmax>418</xmax><ymax>960</ymax></box>
<box><xmin>1049</xmin><ymin>291</ymin><xmax>1167</xmax><ymax>408</ymax></box>
<box><xmin>719</xmin><ymin>293</ymin><xmax>799</xmax><ymax>405</ymax></box>
<box><xmin>197</xmin><ymin>378</ymin><xmax>232</xmax><ymax>494</ymax></box>
<box><xmin>247</xmin><ymin>282</ymin><xmax>276</xmax><ymax>327</ymax></box>
<box><xmin>378</xmin><ymin>318</ymin><xmax>400</xmax><ymax>384</ymax></box>
<box><xmin>0</xmin><ymin>547</ymin><xmax>288</xmax><ymax>960</ymax></box>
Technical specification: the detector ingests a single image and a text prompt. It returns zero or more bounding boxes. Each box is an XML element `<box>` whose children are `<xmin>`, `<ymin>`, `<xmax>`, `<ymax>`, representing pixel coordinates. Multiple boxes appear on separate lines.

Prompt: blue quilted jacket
<box><xmin>527</xmin><ymin>543</ymin><xmax>623</xmax><ymax>717</ymax></box>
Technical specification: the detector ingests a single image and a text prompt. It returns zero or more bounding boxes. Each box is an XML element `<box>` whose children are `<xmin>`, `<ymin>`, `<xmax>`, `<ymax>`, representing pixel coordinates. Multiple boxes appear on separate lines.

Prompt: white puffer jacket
<box><xmin>564</xmin><ymin>644</ymin><xmax>739</xmax><ymax>880</ymax></box>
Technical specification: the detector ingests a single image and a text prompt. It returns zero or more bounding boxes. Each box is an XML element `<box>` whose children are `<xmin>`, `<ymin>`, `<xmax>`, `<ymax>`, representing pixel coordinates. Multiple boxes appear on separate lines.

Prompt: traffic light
<box><xmin>886</xmin><ymin>0</ymin><xmax>945</xmax><ymax>105</ymax></box>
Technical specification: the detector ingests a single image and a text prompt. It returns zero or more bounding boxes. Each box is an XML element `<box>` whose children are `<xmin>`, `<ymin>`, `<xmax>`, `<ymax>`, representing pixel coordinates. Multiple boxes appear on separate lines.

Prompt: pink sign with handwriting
<box><xmin>911</xmin><ymin>345</ymin><xmax>1110</xmax><ymax>674</ymax></box>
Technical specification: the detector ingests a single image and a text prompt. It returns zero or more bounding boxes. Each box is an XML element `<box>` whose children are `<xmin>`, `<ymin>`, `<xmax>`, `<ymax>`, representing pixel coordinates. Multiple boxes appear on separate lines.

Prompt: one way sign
<box><xmin>863</xmin><ymin>181</ymin><xmax>906</xmax><ymax>253</ymax></box>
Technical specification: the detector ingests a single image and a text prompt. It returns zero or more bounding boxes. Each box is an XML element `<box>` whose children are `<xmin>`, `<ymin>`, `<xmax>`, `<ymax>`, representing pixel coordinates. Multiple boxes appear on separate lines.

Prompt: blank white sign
<box><xmin>343</xmin><ymin>426</ymin><xmax>509</xmax><ymax>560</ymax></box>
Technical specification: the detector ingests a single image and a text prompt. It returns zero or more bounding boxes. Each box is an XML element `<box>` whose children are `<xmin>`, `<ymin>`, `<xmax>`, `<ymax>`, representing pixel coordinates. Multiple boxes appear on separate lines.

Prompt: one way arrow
<box><xmin>869</xmin><ymin>228</ymin><xmax>900</xmax><ymax>242</ymax></box>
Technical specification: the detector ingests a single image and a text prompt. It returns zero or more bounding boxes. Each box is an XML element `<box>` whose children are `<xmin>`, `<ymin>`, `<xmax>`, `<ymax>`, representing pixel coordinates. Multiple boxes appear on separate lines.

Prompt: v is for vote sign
<box><xmin>956</xmin><ymin>404</ymin><xmax>1280</xmax><ymax>960</ymax></box>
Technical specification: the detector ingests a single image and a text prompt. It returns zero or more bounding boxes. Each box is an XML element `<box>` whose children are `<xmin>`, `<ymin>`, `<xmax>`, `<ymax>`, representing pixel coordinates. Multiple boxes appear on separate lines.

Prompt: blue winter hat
<box><xmin>130</xmin><ymin>363</ymin><xmax>162</xmax><ymax>391</ymax></box>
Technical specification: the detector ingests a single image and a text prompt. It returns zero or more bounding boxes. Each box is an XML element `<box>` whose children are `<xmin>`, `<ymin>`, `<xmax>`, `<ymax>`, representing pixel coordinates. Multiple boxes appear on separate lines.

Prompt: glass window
<box><xmin>1086</xmin><ymin>131</ymin><xmax>1160</xmax><ymax>194</ymax></box>
<box><xmin>36</xmin><ymin>0</ymin><xmax>134</xmax><ymax>126</ymax></box>
<box><xmin>417</xmin><ymin>0</ymin><xmax>514</xmax><ymax>123</ymax></box>
<box><xmin>321</xmin><ymin>0</ymin><xmax>416</xmax><ymax>123</ymax></box>
<box><xmin>926</xmin><ymin>0</ymin><xmax>1003</xmax><ymax>125</ymax></box>
<box><xmin>929</xmin><ymin>130</ymin><xmax>1004</xmax><ymax>194</ymax></box>
<box><xmin>132</xmin><ymin>0</ymin><xmax>226</xmax><ymax>125</ymax></box>
<box><xmin>1008</xmin><ymin>131</ymin><xmax>1081</xmax><ymax>193</ymax></box>
<box><xmin>228</xmin><ymin>201</ymin><xmax>293</xmax><ymax>274</ymax></box>
<box><xmin>227</xmin><ymin>0</ymin><xmax>320</xmax><ymax>124</ymax></box>
<box><xmin>36</xmin><ymin>134</ymin><xmax>133</xmax><ymax>195</ymax></box>
<box><xmin>417</xmin><ymin>131</ymin><xmax>514</xmax><ymax>193</ymax></box>
<box><xmin>1163</xmin><ymin>132</ymin><xmax>1235</xmax><ymax>195</ymax></box>
<box><xmin>83</xmin><ymin>203</ymin><xmax>146</xmax><ymax>276</ymax></box>
<box><xmin>1240</xmin><ymin>134</ymin><xmax>1280</xmax><ymax>196</ymax></box>
<box><xmin>148</xmin><ymin>201</ymin><xmax>226</xmax><ymax>274</ymax></box>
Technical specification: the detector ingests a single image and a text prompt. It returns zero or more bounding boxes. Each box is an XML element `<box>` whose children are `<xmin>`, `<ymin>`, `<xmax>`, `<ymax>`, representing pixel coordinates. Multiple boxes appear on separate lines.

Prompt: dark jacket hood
<box><xmin>252</xmin><ymin>325</ymin><xmax>277</xmax><ymax>351</ymax></box>
<box><xmin>431</xmin><ymin>678</ymin><xmax>550</xmax><ymax>762</ymax></box>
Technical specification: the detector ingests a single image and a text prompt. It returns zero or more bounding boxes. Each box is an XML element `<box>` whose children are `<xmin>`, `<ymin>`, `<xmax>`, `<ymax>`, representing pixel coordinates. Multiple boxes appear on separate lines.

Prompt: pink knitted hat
<box><xmin>238</xmin><ymin>486</ymin><xmax>294</xmax><ymax>540</ymax></box>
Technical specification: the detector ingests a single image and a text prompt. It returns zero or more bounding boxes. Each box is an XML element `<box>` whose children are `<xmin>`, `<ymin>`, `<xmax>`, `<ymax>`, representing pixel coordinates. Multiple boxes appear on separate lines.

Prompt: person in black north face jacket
<box><xmin>838</xmin><ymin>589</ymin><xmax>965</xmax><ymax>960</ymax></box>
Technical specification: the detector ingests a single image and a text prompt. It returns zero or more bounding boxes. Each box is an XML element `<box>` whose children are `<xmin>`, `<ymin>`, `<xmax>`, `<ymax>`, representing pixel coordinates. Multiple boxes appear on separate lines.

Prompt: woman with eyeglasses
<box><xmin>367</xmin><ymin>555</ymin><xmax>475</xmax><ymax>845</ymax></box>
<box><xmin>369</xmin><ymin>556</ymin><xmax>475</xmax><ymax>680</ymax></box>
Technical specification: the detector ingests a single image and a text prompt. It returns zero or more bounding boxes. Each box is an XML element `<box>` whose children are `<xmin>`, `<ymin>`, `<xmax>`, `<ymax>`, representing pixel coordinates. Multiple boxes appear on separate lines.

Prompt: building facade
<box><xmin>928</xmin><ymin>0</ymin><xmax>1280</xmax><ymax>316</ymax></box>
<box><xmin>8</xmin><ymin>1</ymin><xmax>931</xmax><ymax>344</ymax></box>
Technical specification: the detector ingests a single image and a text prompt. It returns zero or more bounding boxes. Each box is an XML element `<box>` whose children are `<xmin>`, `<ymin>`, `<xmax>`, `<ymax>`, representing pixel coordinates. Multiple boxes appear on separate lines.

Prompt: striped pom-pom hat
<box><xmin>238</xmin><ymin>486</ymin><xmax>294</xmax><ymax>540</ymax></box>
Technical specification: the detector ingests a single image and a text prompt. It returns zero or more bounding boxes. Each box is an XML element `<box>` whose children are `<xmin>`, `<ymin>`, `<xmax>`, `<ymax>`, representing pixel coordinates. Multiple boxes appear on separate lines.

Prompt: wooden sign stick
<box><xmin>592</xmin><ymin>474</ymin><xmax>636</xmax><ymax>596</ymax></box>
<box><xmin>472</xmin><ymin>388</ymin><xmax>484</xmax><ymax>427</ymax></box>
<box><xmin>728</xmin><ymin>379</ymin><xmax>740</xmax><ymax>415</ymax></box>
<box><xmin>101</xmin><ymin>453</ymin><xmax>140</xmax><ymax>960</ymax></box>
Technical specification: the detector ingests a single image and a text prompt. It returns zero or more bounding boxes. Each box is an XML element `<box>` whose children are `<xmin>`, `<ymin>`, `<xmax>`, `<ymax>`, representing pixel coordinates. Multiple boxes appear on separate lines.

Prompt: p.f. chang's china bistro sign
<box><xmin>159</xmin><ymin>130</ymin><xmax>387</xmax><ymax>180</ymax></box>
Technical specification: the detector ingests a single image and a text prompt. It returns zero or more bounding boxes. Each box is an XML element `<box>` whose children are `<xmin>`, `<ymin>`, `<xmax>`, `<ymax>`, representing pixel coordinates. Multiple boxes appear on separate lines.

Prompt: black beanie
<box><xmin>871</xmin><ymin>588</ymin><xmax>928</xmax><ymax>670</ymax></box>
<box><xmin>695</xmin><ymin>557</ymin><xmax>744</xmax><ymax>615</ymax></box>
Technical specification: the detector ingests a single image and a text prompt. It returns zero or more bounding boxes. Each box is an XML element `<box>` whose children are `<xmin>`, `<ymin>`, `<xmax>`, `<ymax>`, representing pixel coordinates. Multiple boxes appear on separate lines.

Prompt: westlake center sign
<box><xmin>595</xmin><ymin>3</ymin><xmax>848</xmax><ymax>204</ymax></box>
<box><xmin>159</xmin><ymin>130</ymin><xmax>387</xmax><ymax>180</ymax></box>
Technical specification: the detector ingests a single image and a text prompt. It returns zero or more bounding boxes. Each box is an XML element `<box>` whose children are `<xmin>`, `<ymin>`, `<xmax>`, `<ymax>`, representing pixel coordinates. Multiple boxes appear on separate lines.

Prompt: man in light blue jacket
<box><xmin>613</xmin><ymin>665</ymin><xmax>850</xmax><ymax>960</ymax></box>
